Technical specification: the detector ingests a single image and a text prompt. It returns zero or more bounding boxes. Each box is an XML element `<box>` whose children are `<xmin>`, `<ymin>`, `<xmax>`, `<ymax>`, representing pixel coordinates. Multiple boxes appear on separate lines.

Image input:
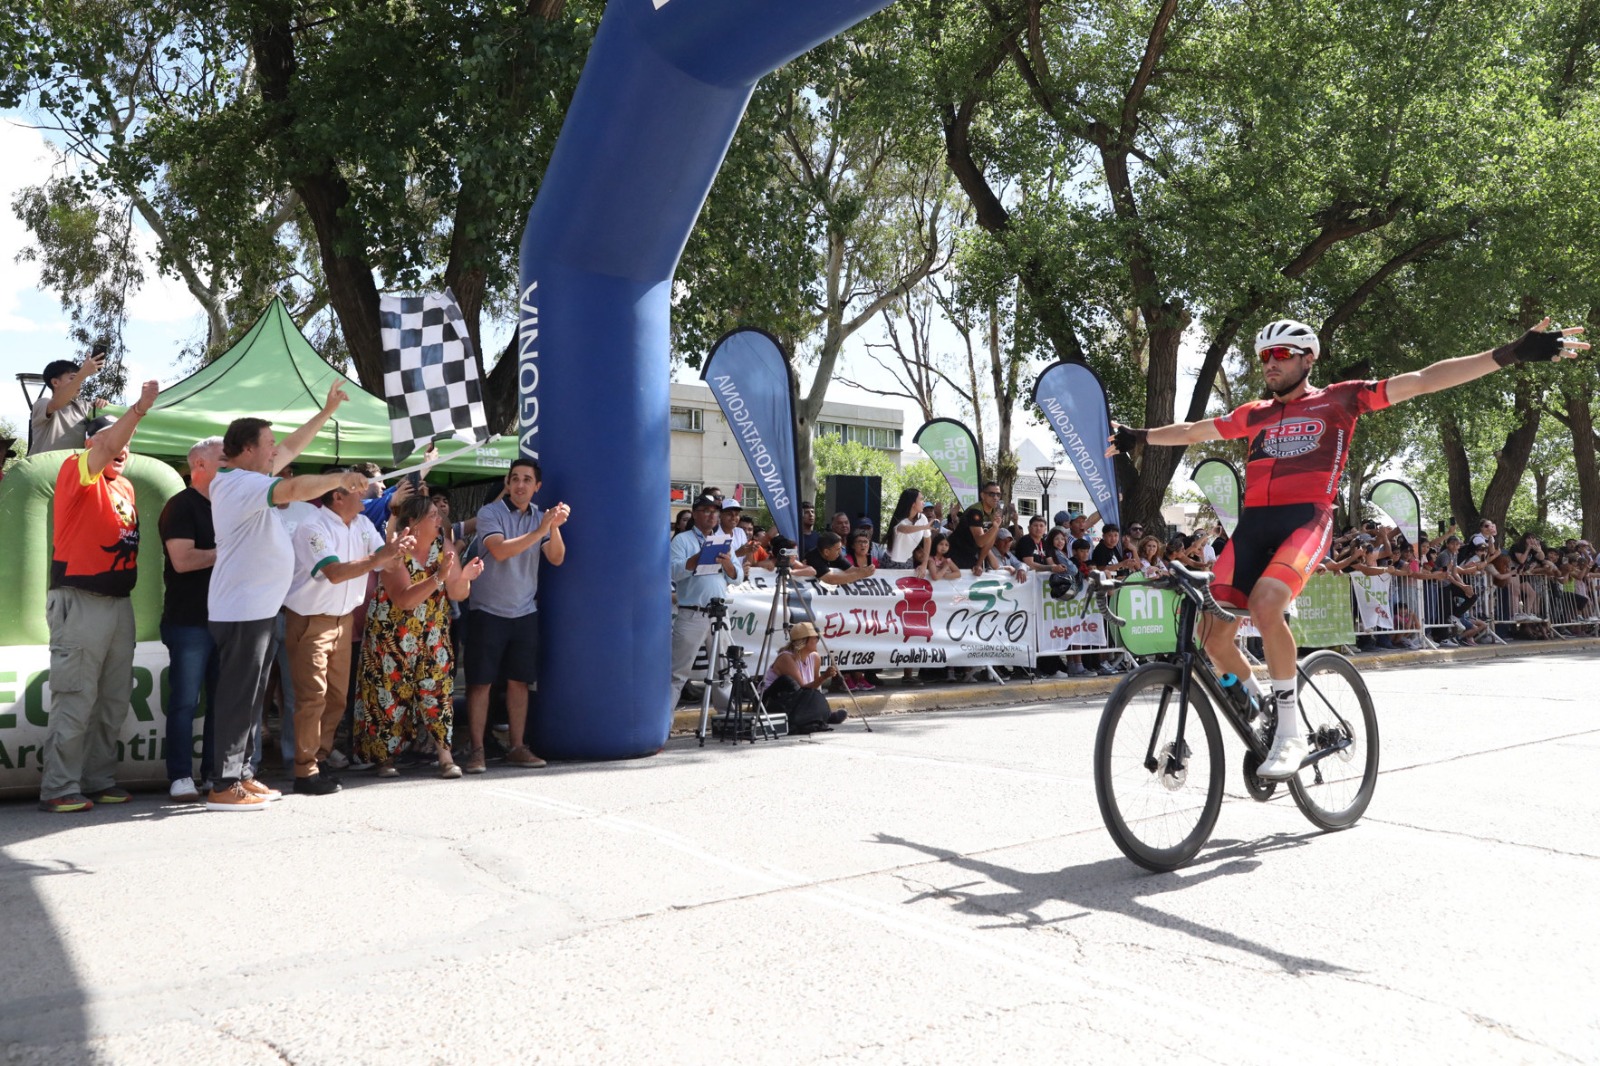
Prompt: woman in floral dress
<box><xmin>355</xmin><ymin>494</ymin><xmax>484</xmax><ymax>777</ymax></box>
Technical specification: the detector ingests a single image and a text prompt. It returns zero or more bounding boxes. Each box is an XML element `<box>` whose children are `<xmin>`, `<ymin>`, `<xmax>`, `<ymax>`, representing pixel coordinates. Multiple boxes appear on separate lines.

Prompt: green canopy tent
<box><xmin>109</xmin><ymin>297</ymin><xmax>518</xmax><ymax>479</ymax></box>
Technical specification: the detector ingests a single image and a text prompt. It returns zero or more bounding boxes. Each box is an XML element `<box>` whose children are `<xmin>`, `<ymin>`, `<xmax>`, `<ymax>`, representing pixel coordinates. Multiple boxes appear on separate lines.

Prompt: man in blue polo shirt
<box><xmin>462</xmin><ymin>457</ymin><xmax>569</xmax><ymax>773</ymax></box>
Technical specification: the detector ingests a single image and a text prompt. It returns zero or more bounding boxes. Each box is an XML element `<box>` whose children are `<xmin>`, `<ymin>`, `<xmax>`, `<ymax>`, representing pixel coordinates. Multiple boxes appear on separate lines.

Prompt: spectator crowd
<box><xmin>28</xmin><ymin>351</ymin><xmax>569</xmax><ymax>815</ymax></box>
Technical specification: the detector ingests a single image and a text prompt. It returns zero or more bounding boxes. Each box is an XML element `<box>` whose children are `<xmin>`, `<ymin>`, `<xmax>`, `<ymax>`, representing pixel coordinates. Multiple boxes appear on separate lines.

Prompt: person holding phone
<box><xmin>32</xmin><ymin>342</ymin><xmax>113</xmax><ymax>453</ymax></box>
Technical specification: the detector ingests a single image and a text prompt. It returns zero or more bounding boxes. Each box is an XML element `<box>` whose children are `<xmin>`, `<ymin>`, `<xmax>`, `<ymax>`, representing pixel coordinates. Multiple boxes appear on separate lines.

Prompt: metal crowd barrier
<box><xmin>1524</xmin><ymin>574</ymin><xmax>1600</xmax><ymax>634</ymax></box>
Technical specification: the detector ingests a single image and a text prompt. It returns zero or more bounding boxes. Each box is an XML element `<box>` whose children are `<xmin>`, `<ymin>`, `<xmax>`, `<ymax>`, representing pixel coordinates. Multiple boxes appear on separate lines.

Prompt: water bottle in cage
<box><xmin>1217</xmin><ymin>672</ymin><xmax>1260</xmax><ymax>721</ymax></box>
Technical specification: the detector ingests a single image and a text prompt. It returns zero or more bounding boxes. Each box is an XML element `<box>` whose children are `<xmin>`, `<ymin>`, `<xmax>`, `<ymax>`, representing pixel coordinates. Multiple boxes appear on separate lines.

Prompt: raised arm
<box><xmin>1105</xmin><ymin>418</ymin><xmax>1223</xmax><ymax>457</ymax></box>
<box><xmin>274</xmin><ymin>381</ymin><xmax>350</xmax><ymax>471</ymax></box>
<box><xmin>1385</xmin><ymin>319</ymin><xmax>1587</xmax><ymax>404</ymax></box>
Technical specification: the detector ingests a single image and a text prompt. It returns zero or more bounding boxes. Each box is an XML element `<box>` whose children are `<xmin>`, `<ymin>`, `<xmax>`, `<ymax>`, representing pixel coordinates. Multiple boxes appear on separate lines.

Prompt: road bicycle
<box><xmin>1086</xmin><ymin>563</ymin><xmax>1380</xmax><ymax>872</ymax></box>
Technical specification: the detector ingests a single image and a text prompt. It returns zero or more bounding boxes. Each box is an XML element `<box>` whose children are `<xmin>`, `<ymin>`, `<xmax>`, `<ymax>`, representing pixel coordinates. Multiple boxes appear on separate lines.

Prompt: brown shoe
<box><xmin>462</xmin><ymin>747</ymin><xmax>487</xmax><ymax>775</ymax></box>
<box><xmin>240</xmin><ymin>778</ymin><xmax>283</xmax><ymax>801</ymax></box>
<box><xmin>505</xmin><ymin>745</ymin><xmax>546</xmax><ymax>769</ymax></box>
<box><xmin>206</xmin><ymin>782</ymin><xmax>268</xmax><ymax>812</ymax></box>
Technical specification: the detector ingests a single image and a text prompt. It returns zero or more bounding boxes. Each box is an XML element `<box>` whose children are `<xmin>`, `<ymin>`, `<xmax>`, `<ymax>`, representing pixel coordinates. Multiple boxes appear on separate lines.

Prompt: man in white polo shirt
<box><xmin>206</xmin><ymin>384</ymin><xmax>370</xmax><ymax>812</ymax></box>
<box><xmin>282</xmin><ymin>471</ymin><xmax>413</xmax><ymax>795</ymax></box>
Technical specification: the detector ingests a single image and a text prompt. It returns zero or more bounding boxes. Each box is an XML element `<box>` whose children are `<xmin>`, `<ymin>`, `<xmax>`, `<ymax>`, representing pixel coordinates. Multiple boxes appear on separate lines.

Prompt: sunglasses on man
<box><xmin>1259</xmin><ymin>345</ymin><xmax>1311</xmax><ymax>363</ymax></box>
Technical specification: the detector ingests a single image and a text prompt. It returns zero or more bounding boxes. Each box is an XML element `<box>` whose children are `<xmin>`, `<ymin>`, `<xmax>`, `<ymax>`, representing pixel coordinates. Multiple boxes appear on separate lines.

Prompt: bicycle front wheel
<box><xmin>1286</xmin><ymin>650</ymin><xmax>1380</xmax><ymax>830</ymax></box>
<box><xmin>1093</xmin><ymin>663</ymin><xmax>1225</xmax><ymax>872</ymax></box>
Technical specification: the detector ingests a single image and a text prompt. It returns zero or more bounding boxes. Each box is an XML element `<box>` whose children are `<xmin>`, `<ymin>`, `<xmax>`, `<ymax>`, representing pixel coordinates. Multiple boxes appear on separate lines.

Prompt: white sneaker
<box><xmin>1257</xmin><ymin>736</ymin><xmax>1309</xmax><ymax>780</ymax></box>
<box><xmin>169</xmin><ymin>778</ymin><xmax>199</xmax><ymax>801</ymax></box>
<box><xmin>1514</xmin><ymin>612</ymin><xmax>1540</xmax><ymax>623</ymax></box>
<box><xmin>325</xmin><ymin>749</ymin><xmax>350</xmax><ymax>770</ymax></box>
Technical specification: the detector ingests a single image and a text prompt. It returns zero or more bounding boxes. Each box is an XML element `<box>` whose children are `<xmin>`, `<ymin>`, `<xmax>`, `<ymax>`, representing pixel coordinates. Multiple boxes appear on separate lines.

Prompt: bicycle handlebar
<box><xmin>1087</xmin><ymin>563</ymin><xmax>1241</xmax><ymax>629</ymax></box>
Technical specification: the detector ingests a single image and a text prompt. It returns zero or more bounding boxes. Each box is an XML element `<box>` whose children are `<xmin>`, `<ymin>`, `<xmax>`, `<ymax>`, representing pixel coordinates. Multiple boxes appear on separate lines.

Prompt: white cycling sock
<box><xmin>1272</xmin><ymin>679</ymin><xmax>1298</xmax><ymax>742</ymax></box>
<box><xmin>1244</xmin><ymin>673</ymin><xmax>1267</xmax><ymax>702</ymax></box>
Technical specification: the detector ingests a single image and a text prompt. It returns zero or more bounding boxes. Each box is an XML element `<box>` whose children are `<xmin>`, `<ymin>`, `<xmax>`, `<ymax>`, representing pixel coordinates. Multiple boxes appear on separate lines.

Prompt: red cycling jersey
<box><xmin>1212</xmin><ymin>380</ymin><xmax>1391</xmax><ymax>508</ymax></box>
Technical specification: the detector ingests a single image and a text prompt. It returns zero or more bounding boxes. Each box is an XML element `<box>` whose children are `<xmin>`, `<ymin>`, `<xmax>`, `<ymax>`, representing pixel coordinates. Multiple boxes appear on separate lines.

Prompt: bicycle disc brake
<box><xmin>1156</xmin><ymin>740</ymin><xmax>1190</xmax><ymax>791</ymax></box>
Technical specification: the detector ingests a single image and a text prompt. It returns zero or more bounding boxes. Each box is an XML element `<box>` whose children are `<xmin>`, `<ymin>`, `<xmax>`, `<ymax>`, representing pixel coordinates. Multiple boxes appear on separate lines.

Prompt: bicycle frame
<box><xmin>1100</xmin><ymin>569</ymin><xmax>1356</xmax><ymax>778</ymax></box>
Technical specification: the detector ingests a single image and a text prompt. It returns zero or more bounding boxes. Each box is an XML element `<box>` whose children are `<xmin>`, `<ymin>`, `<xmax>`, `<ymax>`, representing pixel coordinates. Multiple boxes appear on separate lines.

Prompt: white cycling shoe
<box><xmin>1256</xmin><ymin>736</ymin><xmax>1309</xmax><ymax>781</ymax></box>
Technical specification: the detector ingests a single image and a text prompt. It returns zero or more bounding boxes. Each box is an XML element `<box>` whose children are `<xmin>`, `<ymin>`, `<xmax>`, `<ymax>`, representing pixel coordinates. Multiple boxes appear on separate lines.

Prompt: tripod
<box><xmin>753</xmin><ymin>553</ymin><xmax>872</xmax><ymax>733</ymax></box>
<box><xmin>694</xmin><ymin>599</ymin><xmax>783</xmax><ymax>745</ymax></box>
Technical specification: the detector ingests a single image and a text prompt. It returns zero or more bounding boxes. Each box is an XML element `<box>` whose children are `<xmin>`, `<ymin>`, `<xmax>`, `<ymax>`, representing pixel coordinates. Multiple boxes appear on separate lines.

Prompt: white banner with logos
<box><xmin>721</xmin><ymin>568</ymin><xmax>1042</xmax><ymax>672</ymax></box>
<box><xmin>0</xmin><ymin>641</ymin><xmax>178</xmax><ymax>798</ymax></box>
<box><xmin>1035</xmin><ymin>578</ymin><xmax>1109</xmax><ymax>653</ymax></box>
<box><xmin>1349</xmin><ymin>572</ymin><xmax>1394</xmax><ymax>631</ymax></box>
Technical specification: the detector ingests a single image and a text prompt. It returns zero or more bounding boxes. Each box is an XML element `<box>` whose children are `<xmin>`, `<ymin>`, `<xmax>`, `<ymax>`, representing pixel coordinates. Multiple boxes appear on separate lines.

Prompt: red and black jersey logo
<box><xmin>1258</xmin><ymin>418</ymin><xmax>1327</xmax><ymax>459</ymax></box>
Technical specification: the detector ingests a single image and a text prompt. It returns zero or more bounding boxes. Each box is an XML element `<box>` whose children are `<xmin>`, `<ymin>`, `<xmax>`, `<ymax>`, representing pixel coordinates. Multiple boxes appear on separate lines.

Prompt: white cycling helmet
<box><xmin>1254</xmin><ymin>319</ymin><xmax>1320</xmax><ymax>358</ymax></box>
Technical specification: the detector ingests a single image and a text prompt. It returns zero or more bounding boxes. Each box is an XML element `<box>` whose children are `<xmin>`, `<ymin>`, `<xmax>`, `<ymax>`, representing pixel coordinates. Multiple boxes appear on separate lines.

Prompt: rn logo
<box><xmin>1262</xmin><ymin>418</ymin><xmax>1326</xmax><ymax>459</ymax></box>
<box><xmin>1126</xmin><ymin>587</ymin><xmax>1166</xmax><ymax>621</ymax></box>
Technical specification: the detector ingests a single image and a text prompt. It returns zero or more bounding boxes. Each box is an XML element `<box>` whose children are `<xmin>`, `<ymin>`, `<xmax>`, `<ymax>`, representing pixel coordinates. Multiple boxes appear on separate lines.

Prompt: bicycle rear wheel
<box><xmin>1286</xmin><ymin>650</ymin><xmax>1379</xmax><ymax>830</ymax></box>
<box><xmin>1093</xmin><ymin>663</ymin><xmax>1225</xmax><ymax>872</ymax></box>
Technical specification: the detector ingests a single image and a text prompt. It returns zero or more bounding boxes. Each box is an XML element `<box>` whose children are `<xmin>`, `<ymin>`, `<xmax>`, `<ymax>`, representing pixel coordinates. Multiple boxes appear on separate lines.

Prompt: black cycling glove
<box><xmin>1112</xmin><ymin>424</ymin><xmax>1147</xmax><ymax>454</ymax></box>
<box><xmin>1492</xmin><ymin>327</ymin><xmax>1565</xmax><ymax>366</ymax></box>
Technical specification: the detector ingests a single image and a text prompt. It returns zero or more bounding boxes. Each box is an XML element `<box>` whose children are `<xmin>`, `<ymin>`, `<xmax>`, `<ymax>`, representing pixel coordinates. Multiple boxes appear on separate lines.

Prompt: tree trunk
<box><xmin>1562</xmin><ymin>379</ymin><xmax>1600</xmax><ymax>543</ymax></box>
<box><xmin>251</xmin><ymin>11</ymin><xmax>386</xmax><ymax>392</ymax></box>
<box><xmin>1478</xmin><ymin>375</ymin><xmax>1542</xmax><ymax>528</ymax></box>
<box><xmin>1439</xmin><ymin>413</ymin><xmax>1481</xmax><ymax>530</ymax></box>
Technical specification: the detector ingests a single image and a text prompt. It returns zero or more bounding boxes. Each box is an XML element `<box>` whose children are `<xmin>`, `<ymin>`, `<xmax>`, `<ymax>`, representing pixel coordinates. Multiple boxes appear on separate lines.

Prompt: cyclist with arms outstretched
<box><xmin>1108</xmin><ymin>318</ymin><xmax>1586</xmax><ymax>779</ymax></box>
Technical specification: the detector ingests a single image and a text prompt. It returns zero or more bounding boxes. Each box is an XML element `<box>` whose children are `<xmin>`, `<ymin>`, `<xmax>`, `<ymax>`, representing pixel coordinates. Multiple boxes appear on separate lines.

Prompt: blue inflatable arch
<box><xmin>520</xmin><ymin>0</ymin><xmax>894</xmax><ymax>758</ymax></box>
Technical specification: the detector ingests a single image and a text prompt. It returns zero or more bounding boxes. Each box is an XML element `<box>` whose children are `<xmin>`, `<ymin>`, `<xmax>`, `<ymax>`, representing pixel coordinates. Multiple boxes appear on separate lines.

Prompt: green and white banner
<box><xmin>1192</xmin><ymin>458</ymin><xmax>1242</xmax><ymax>535</ymax></box>
<box><xmin>1368</xmin><ymin>479</ymin><xmax>1421</xmax><ymax>547</ymax></box>
<box><xmin>1288</xmin><ymin>573</ymin><xmax>1358</xmax><ymax>648</ymax></box>
<box><xmin>912</xmin><ymin>418</ymin><xmax>982</xmax><ymax>510</ymax></box>
<box><xmin>1110</xmin><ymin>574</ymin><xmax>1182</xmax><ymax>656</ymax></box>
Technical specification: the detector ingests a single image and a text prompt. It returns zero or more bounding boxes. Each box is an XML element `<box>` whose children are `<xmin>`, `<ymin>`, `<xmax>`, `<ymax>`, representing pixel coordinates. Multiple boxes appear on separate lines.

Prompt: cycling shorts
<box><xmin>1212</xmin><ymin>503</ymin><xmax>1334</xmax><ymax>609</ymax></box>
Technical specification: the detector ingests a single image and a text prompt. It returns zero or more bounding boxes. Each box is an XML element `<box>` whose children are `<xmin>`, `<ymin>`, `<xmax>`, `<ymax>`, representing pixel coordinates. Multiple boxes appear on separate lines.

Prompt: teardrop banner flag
<box><xmin>1368</xmin><ymin>478</ymin><xmax>1422</xmax><ymax>547</ymax></box>
<box><xmin>1192</xmin><ymin>458</ymin><xmax>1242</xmax><ymax>535</ymax></box>
<box><xmin>700</xmin><ymin>329</ymin><xmax>803</xmax><ymax>543</ymax></box>
<box><xmin>1032</xmin><ymin>362</ymin><xmax>1121</xmax><ymax>529</ymax></box>
<box><xmin>912</xmin><ymin>418</ymin><xmax>982</xmax><ymax>510</ymax></box>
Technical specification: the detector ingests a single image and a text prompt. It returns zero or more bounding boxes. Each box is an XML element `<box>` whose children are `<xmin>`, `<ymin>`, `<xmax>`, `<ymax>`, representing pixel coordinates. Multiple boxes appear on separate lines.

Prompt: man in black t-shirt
<box><xmin>1014</xmin><ymin>515</ymin><xmax>1061</xmax><ymax>573</ymax></box>
<box><xmin>805</xmin><ymin>531</ymin><xmax>874</xmax><ymax>586</ymax></box>
<box><xmin>948</xmin><ymin>482</ymin><xmax>1003</xmax><ymax>573</ymax></box>
<box><xmin>159</xmin><ymin>436</ymin><xmax>224</xmax><ymax>801</ymax></box>
<box><xmin>1090</xmin><ymin>523</ymin><xmax>1133</xmax><ymax>574</ymax></box>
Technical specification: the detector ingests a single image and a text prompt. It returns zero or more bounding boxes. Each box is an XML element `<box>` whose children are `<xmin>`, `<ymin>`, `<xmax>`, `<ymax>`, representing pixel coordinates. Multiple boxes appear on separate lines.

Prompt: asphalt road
<box><xmin>2</xmin><ymin>650</ymin><xmax>1597</xmax><ymax>1064</ymax></box>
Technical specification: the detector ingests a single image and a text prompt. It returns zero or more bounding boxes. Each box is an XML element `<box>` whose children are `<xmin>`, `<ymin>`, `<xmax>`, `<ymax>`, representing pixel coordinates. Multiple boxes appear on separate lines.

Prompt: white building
<box><xmin>1008</xmin><ymin>438</ymin><xmax>1092</xmax><ymax>522</ymax></box>
<box><xmin>668</xmin><ymin>382</ymin><xmax>903</xmax><ymax>519</ymax></box>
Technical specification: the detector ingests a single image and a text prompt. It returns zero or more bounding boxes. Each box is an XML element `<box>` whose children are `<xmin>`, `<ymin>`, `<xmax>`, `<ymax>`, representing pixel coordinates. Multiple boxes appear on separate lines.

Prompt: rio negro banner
<box><xmin>1032</xmin><ymin>362</ymin><xmax>1121</xmax><ymax>528</ymax></box>
<box><xmin>912</xmin><ymin>418</ymin><xmax>982</xmax><ymax>510</ymax></box>
<box><xmin>701</xmin><ymin>329</ymin><xmax>804</xmax><ymax>543</ymax></box>
<box><xmin>1288</xmin><ymin>573</ymin><xmax>1359</xmax><ymax>648</ymax></box>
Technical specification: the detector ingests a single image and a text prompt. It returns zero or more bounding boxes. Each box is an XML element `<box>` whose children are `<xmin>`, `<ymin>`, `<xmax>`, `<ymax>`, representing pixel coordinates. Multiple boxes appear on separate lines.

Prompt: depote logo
<box><xmin>1261</xmin><ymin>418</ymin><xmax>1326</xmax><ymax>458</ymax></box>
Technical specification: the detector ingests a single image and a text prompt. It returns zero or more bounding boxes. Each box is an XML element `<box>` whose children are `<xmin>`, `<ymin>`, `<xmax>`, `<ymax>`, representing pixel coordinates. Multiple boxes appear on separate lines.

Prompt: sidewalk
<box><xmin>669</xmin><ymin>634</ymin><xmax>1600</xmax><ymax>733</ymax></box>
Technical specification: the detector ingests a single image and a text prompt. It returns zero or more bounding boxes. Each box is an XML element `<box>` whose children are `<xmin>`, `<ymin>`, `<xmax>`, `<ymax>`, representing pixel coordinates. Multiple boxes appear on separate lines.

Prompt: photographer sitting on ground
<box><xmin>760</xmin><ymin>621</ymin><xmax>846</xmax><ymax>733</ymax></box>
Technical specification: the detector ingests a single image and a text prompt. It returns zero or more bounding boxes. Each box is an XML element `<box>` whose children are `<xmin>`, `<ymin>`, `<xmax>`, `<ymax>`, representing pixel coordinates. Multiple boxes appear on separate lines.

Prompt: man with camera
<box><xmin>32</xmin><ymin>342</ymin><xmax>112</xmax><ymax>453</ymax></box>
<box><xmin>670</xmin><ymin>492</ymin><xmax>740</xmax><ymax>707</ymax></box>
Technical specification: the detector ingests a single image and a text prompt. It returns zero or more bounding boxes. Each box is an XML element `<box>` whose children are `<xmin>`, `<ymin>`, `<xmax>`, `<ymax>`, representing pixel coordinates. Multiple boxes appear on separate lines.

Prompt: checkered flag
<box><xmin>379</xmin><ymin>288</ymin><xmax>489</xmax><ymax>463</ymax></box>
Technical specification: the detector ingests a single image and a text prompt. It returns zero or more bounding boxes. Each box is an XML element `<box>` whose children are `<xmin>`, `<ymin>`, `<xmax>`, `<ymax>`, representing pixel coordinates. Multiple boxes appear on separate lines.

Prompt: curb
<box><xmin>669</xmin><ymin>635</ymin><xmax>1600</xmax><ymax>734</ymax></box>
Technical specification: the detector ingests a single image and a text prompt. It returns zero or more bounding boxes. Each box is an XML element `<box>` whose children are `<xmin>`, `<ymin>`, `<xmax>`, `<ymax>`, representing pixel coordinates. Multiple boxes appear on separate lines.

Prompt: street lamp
<box><xmin>1035</xmin><ymin>464</ymin><xmax>1057</xmax><ymax>523</ymax></box>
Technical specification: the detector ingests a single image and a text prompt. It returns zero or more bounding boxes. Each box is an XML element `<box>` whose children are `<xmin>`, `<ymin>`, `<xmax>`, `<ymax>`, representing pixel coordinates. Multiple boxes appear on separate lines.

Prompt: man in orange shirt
<box><xmin>40</xmin><ymin>380</ymin><xmax>160</xmax><ymax>813</ymax></box>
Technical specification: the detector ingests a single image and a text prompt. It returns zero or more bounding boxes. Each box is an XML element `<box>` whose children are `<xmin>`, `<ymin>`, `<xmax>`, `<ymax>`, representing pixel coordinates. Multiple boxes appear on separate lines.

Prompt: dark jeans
<box><xmin>161</xmin><ymin>622</ymin><xmax>218</xmax><ymax>783</ymax></box>
<box><xmin>209</xmin><ymin>617</ymin><xmax>278</xmax><ymax>788</ymax></box>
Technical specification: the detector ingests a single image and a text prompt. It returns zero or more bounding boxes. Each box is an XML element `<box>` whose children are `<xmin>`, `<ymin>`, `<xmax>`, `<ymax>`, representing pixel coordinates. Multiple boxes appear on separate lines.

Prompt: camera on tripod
<box><xmin>723</xmin><ymin>643</ymin><xmax>747</xmax><ymax>671</ymax></box>
<box><xmin>704</xmin><ymin>597</ymin><xmax>729</xmax><ymax>621</ymax></box>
